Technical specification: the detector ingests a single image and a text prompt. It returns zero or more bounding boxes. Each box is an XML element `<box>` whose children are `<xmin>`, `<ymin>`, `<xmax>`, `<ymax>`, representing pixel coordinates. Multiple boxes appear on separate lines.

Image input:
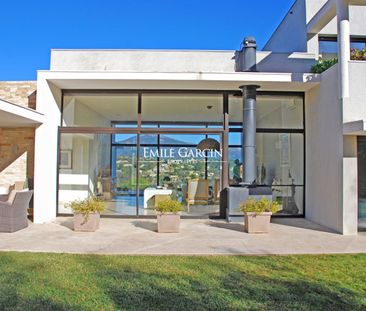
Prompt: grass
<box><xmin>0</xmin><ymin>253</ymin><xmax>365</xmax><ymax>310</ymax></box>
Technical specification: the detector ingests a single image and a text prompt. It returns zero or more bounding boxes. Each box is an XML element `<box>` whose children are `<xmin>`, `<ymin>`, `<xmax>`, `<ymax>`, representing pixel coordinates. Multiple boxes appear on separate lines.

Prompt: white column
<box><xmin>33</xmin><ymin>75</ymin><xmax>62</xmax><ymax>223</ymax></box>
<box><xmin>337</xmin><ymin>0</ymin><xmax>358</xmax><ymax>235</ymax></box>
<box><xmin>337</xmin><ymin>0</ymin><xmax>350</xmax><ymax>99</ymax></box>
<box><xmin>343</xmin><ymin>136</ymin><xmax>358</xmax><ymax>235</ymax></box>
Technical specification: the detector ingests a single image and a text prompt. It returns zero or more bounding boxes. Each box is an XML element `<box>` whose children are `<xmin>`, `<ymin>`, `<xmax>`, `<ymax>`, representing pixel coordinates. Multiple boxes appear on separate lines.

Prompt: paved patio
<box><xmin>0</xmin><ymin>217</ymin><xmax>365</xmax><ymax>255</ymax></box>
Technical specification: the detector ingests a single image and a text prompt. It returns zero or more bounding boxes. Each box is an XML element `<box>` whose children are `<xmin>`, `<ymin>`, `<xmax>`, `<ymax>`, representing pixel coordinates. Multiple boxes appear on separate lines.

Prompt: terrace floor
<box><xmin>0</xmin><ymin>217</ymin><xmax>366</xmax><ymax>255</ymax></box>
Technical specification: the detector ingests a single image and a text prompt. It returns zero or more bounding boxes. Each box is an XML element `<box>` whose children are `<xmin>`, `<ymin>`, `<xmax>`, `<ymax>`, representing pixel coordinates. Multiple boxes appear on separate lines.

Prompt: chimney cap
<box><xmin>243</xmin><ymin>36</ymin><xmax>257</xmax><ymax>47</ymax></box>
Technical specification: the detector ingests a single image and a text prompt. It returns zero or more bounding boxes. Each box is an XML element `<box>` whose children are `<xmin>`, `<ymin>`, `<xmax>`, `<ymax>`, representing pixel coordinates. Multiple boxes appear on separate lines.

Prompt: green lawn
<box><xmin>0</xmin><ymin>253</ymin><xmax>365</xmax><ymax>311</ymax></box>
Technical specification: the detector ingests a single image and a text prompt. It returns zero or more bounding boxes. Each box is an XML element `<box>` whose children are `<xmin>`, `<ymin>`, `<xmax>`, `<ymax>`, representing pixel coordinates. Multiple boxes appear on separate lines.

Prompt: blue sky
<box><xmin>0</xmin><ymin>0</ymin><xmax>294</xmax><ymax>80</ymax></box>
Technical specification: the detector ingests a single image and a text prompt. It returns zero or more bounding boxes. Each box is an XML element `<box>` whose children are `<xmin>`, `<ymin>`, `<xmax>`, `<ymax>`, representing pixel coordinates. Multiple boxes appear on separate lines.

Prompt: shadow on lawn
<box><xmin>81</xmin><ymin>256</ymin><xmax>363</xmax><ymax>311</ymax></box>
<box><xmin>0</xmin><ymin>254</ymin><xmax>364</xmax><ymax>311</ymax></box>
<box><xmin>0</xmin><ymin>269</ymin><xmax>84</xmax><ymax>311</ymax></box>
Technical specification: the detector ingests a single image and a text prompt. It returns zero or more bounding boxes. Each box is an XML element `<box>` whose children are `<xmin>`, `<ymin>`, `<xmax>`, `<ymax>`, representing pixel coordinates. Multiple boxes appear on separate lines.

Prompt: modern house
<box><xmin>0</xmin><ymin>0</ymin><xmax>365</xmax><ymax>235</ymax></box>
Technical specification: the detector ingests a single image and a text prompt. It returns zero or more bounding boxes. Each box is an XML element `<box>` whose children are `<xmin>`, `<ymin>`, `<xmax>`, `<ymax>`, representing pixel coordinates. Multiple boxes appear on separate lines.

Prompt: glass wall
<box><xmin>228</xmin><ymin>93</ymin><xmax>305</xmax><ymax>215</ymax></box>
<box><xmin>229</xmin><ymin>94</ymin><xmax>303</xmax><ymax>129</ymax></box>
<box><xmin>62</xmin><ymin>94</ymin><xmax>138</xmax><ymax>127</ymax></box>
<box><xmin>58</xmin><ymin>133</ymin><xmax>138</xmax><ymax>216</ymax></box>
<box><xmin>59</xmin><ymin>91</ymin><xmax>305</xmax><ymax>217</ymax></box>
<box><xmin>113</xmin><ymin>133</ymin><xmax>222</xmax><ymax>216</ymax></box>
<box><xmin>142</xmin><ymin>94</ymin><xmax>223</xmax><ymax>127</ymax></box>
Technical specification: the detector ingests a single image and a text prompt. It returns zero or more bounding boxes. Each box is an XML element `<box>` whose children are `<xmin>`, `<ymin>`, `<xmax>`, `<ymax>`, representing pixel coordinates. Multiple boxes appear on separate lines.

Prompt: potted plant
<box><xmin>66</xmin><ymin>197</ymin><xmax>106</xmax><ymax>232</ymax></box>
<box><xmin>239</xmin><ymin>197</ymin><xmax>280</xmax><ymax>234</ymax></box>
<box><xmin>154</xmin><ymin>198</ymin><xmax>183</xmax><ymax>233</ymax></box>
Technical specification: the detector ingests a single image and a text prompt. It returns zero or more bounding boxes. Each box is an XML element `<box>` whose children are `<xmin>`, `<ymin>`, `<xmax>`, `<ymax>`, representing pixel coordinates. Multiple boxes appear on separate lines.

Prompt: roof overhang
<box><xmin>307</xmin><ymin>0</ymin><xmax>336</xmax><ymax>35</ymax></box>
<box><xmin>343</xmin><ymin>120</ymin><xmax>366</xmax><ymax>135</ymax></box>
<box><xmin>0</xmin><ymin>99</ymin><xmax>44</xmax><ymax>127</ymax></box>
<box><xmin>307</xmin><ymin>0</ymin><xmax>366</xmax><ymax>35</ymax></box>
<box><xmin>40</xmin><ymin>71</ymin><xmax>320</xmax><ymax>92</ymax></box>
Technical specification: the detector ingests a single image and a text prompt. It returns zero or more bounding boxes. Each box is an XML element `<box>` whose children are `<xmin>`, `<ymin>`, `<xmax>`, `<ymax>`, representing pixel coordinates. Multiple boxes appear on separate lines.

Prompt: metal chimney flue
<box><xmin>240</xmin><ymin>85</ymin><xmax>259</xmax><ymax>185</ymax></box>
<box><xmin>241</xmin><ymin>36</ymin><xmax>257</xmax><ymax>72</ymax></box>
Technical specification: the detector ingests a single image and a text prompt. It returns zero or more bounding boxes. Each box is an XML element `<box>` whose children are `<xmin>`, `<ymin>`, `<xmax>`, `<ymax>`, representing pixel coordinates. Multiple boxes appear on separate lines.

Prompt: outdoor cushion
<box><xmin>6</xmin><ymin>190</ymin><xmax>18</xmax><ymax>204</ymax></box>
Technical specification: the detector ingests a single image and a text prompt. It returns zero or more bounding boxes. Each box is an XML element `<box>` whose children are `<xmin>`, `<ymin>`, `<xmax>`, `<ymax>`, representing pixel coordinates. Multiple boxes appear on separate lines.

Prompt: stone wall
<box><xmin>0</xmin><ymin>81</ymin><xmax>37</xmax><ymax>108</ymax></box>
<box><xmin>0</xmin><ymin>81</ymin><xmax>37</xmax><ymax>187</ymax></box>
<box><xmin>0</xmin><ymin>128</ymin><xmax>35</xmax><ymax>185</ymax></box>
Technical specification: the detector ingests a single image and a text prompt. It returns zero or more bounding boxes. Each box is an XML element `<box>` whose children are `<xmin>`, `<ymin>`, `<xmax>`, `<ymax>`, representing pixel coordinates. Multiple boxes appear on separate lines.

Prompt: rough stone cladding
<box><xmin>0</xmin><ymin>81</ymin><xmax>37</xmax><ymax>109</ymax></box>
<box><xmin>0</xmin><ymin>81</ymin><xmax>37</xmax><ymax>186</ymax></box>
<box><xmin>0</xmin><ymin>128</ymin><xmax>35</xmax><ymax>185</ymax></box>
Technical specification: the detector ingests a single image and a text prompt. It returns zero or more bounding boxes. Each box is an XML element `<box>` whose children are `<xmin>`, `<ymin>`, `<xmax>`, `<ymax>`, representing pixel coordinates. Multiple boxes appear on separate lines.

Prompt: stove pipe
<box><xmin>240</xmin><ymin>85</ymin><xmax>259</xmax><ymax>184</ymax></box>
<box><xmin>241</xmin><ymin>36</ymin><xmax>257</xmax><ymax>72</ymax></box>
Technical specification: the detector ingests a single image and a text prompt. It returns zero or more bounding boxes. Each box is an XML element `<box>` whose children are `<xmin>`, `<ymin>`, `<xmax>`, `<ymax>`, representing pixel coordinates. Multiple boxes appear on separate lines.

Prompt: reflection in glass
<box><xmin>229</xmin><ymin>147</ymin><xmax>243</xmax><ymax>185</ymax></box>
<box><xmin>159</xmin><ymin>134</ymin><xmax>205</xmax><ymax>145</ymax></box>
<box><xmin>272</xmin><ymin>186</ymin><xmax>304</xmax><ymax>215</ymax></box>
<box><xmin>256</xmin><ymin>133</ymin><xmax>304</xmax><ymax>186</ymax></box>
<box><xmin>58</xmin><ymin>133</ymin><xmax>138</xmax><ymax>216</ymax></box>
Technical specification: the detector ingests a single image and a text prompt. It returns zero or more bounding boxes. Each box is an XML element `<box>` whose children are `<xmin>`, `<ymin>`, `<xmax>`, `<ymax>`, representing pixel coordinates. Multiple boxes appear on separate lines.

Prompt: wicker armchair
<box><xmin>0</xmin><ymin>190</ymin><xmax>33</xmax><ymax>233</ymax></box>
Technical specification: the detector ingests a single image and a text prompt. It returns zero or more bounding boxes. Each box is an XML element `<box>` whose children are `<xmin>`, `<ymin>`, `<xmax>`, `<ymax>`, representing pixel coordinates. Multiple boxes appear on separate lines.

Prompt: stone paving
<box><xmin>0</xmin><ymin>217</ymin><xmax>365</xmax><ymax>255</ymax></box>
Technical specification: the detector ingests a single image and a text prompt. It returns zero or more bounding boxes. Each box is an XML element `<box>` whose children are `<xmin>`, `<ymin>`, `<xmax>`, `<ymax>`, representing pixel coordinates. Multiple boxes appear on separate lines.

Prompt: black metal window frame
<box><xmin>58</xmin><ymin>90</ymin><xmax>306</xmax><ymax>218</ymax></box>
<box><xmin>319</xmin><ymin>35</ymin><xmax>366</xmax><ymax>43</ymax></box>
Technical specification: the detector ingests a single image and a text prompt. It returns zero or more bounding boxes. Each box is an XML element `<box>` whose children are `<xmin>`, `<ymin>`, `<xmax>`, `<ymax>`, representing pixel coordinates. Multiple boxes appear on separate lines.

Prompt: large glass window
<box><xmin>319</xmin><ymin>36</ymin><xmax>366</xmax><ymax>60</ymax></box>
<box><xmin>59</xmin><ymin>91</ymin><xmax>305</xmax><ymax>217</ymax></box>
<box><xmin>256</xmin><ymin>133</ymin><xmax>304</xmax><ymax>185</ymax></box>
<box><xmin>59</xmin><ymin>133</ymin><xmax>139</xmax><ymax>216</ymax></box>
<box><xmin>142</xmin><ymin>94</ymin><xmax>223</xmax><ymax>126</ymax></box>
<box><xmin>229</xmin><ymin>94</ymin><xmax>303</xmax><ymax>129</ymax></box>
<box><xmin>228</xmin><ymin>93</ymin><xmax>304</xmax><ymax>215</ymax></box>
<box><xmin>62</xmin><ymin>94</ymin><xmax>138</xmax><ymax>127</ymax></box>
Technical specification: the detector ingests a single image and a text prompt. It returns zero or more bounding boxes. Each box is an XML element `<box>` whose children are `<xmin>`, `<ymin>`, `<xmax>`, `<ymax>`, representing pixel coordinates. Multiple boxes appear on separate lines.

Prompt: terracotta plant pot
<box><xmin>157</xmin><ymin>213</ymin><xmax>180</xmax><ymax>233</ymax></box>
<box><xmin>74</xmin><ymin>212</ymin><xmax>100</xmax><ymax>232</ymax></box>
<box><xmin>244</xmin><ymin>212</ymin><xmax>272</xmax><ymax>234</ymax></box>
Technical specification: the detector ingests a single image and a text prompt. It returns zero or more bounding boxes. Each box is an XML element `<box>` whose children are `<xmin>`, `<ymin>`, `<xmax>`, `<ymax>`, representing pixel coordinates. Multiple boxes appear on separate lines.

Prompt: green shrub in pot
<box><xmin>239</xmin><ymin>197</ymin><xmax>281</xmax><ymax>234</ymax></box>
<box><xmin>154</xmin><ymin>199</ymin><xmax>183</xmax><ymax>214</ymax></box>
<box><xmin>154</xmin><ymin>198</ymin><xmax>183</xmax><ymax>233</ymax></box>
<box><xmin>239</xmin><ymin>197</ymin><xmax>280</xmax><ymax>215</ymax></box>
<box><xmin>66</xmin><ymin>197</ymin><xmax>106</xmax><ymax>231</ymax></box>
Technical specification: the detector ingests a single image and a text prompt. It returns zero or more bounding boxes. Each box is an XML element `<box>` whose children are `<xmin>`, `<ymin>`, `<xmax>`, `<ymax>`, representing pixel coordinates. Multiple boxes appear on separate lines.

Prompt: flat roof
<box><xmin>38</xmin><ymin>70</ymin><xmax>320</xmax><ymax>92</ymax></box>
<box><xmin>0</xmin><ymin>99</ymin><xmax>44</xmax><ymax>127</ymax></box>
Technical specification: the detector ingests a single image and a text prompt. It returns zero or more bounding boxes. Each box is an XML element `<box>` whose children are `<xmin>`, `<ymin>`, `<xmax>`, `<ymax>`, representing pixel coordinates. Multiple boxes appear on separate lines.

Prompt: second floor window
<box><xmin>319</xmin><ymin>36</ymin><xmax>366</xmax><ymax>59</ymax></box>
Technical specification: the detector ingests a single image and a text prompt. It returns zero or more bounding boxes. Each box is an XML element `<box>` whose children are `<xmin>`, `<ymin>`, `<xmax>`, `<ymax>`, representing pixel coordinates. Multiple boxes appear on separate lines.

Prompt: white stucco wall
<box><xmin>306</xmin><ymin>64</ymin><xmax>344</xmax><ymax>233</ymax></box>
<box><xmin>33</xmin><ymin>76</ymin><xmax>62</xmax><ymax>223</ymax></box>
<box><xmin>342</xmin><ymin>135</ymin><xmax>358</xmax><ymax>235</ymax></box>
<box><xmin>319</xmin><ymin>5</ymin><xmax>366</xmax><ymax>37</ymax></box>
<box><xmin>345</xmin><ymin>61</ymin><xmax>366</xmax><ymax>123</ymax></box>
<box><xmin>51</xmin><ymin>50</ymin><xmax>237</xmax><ymax>73</ymax></box>
<box><xmin>306</xmin><ymin>63</ymin><xmax>359</xmax><ymax>235</ymax></box>
<box><xmin>263</xmin><ymin>0</ymin><xmax>308</xmax><ymax>53</ymax></box>
<box><xmin>50</xmin><ymin>50</ymin><xmax>316</xmax><ymax>74</ymax></box>
<box><xmin>263</xmin><ymin>0</ymin><xmax>366</xmax><ymax>55</ymax></box>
